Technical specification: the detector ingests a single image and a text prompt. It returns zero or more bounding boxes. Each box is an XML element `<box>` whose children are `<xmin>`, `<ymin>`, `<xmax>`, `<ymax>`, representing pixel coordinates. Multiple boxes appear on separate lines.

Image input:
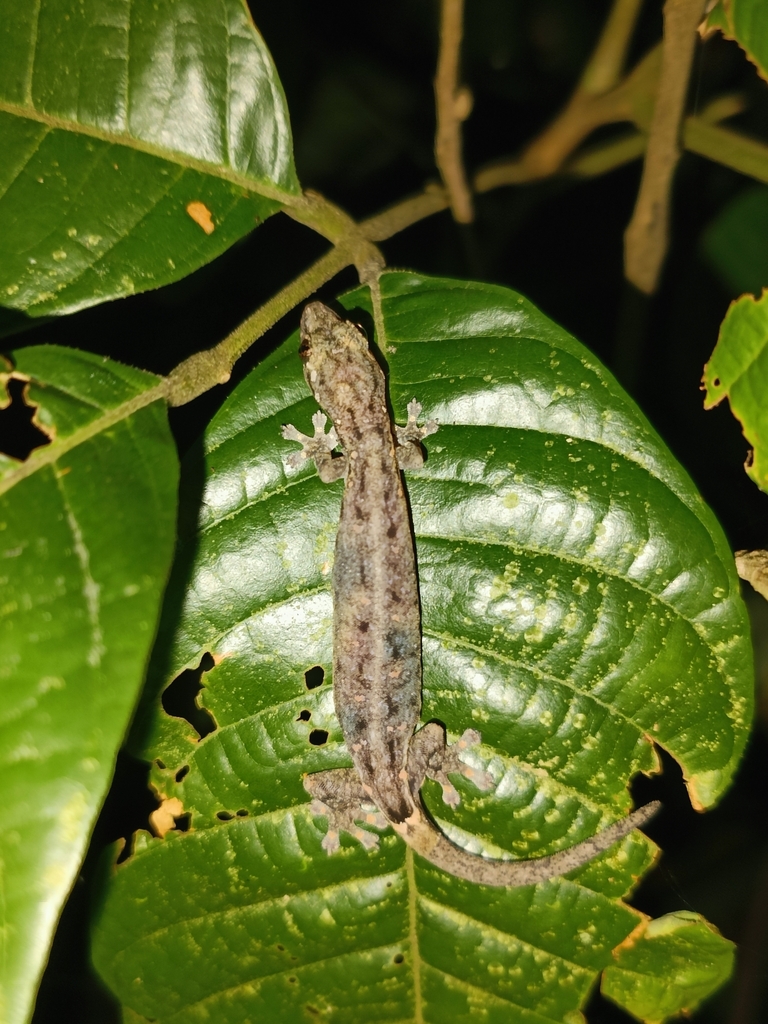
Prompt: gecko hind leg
<box><xmin>409</xmin><ymin>722</ymin><xmax>494</xmax><ymax>808</ymax></box>
<box><xmin>304</xmin><ymin>769</ymin><xmax>387</xmax><ymax>853</ymax></box>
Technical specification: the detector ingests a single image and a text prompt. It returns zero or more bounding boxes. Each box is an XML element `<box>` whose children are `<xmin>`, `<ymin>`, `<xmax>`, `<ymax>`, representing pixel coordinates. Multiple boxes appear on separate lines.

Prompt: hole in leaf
<box><xmin>308</xmin><ymin>729</ymin><xmax>329</xmax><ymax>746</ymax></box>
<box><xmin>277</xmin><ymin>944</ymin><xmax>285</xmax><ymax>951</ymax></box>
<box><xmin>304</xmin><ymin>666</ymin><xmax>324</xmax><ymax>690</ymax></box>
<box><xmin>175</xmin><ymin>765</ymin><xmax>190</xmax><ymax>783</ymax></box>
<box><xmin>0</xmin><ymin>377</ymin><xmax>52</xmax><ymax>460</ymax></box>
<box><xmin>712</xmin><ymin>376</ymin><xmax>721</xmax><ymax>387</ymax></box>
<box><xmin>216</xmin><ymin>810</ymin><xmax>234</xmax><ymax>821</ymax></box>
<box><xmin>155</xmin><ymin>759</ymin><xmax>166</xmax><ymax>770</ymax></box>
<box><xmin>236</xmin><ymin>808</ymin><xmax>249</xmax><ymax>817</ymax></box>
<box><xmin>297</xmin><ymin>709</ymin><xmax>311</xmax><ymax>722</ymax></box>
<box><xmin>393</xmin><ymin>954</ymin><xmax>404</xmax><ymax>964</ymax></box>
<box><xmin>306</xmin><ymin>1006</ymin><xmax>320</xmax><ymax>1015</ymax></box>
<box><xmin>174</xmin><ymin>813</ymin><xmax>191</xmax><ymax>832</ymax></box>
<box><xmin>288</xmin><ymin>977</ymin><xmax>297</xmax><ymax>984</ymax></box>
<box><xmin>162</xmin><ymin>652</ymin><xmax>217</xmax><ymax>739</ymax></box>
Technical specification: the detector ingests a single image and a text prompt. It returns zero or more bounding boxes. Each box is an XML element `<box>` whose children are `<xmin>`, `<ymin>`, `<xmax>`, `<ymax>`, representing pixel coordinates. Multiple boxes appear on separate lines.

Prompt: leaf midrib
<box><xmin>0</xmin><ymin>381</ymin><xmax>166</xmax><ymax>497</ymax></box>
<box><xmin>0</xmin><ymin>98</ymin><xmax>297</xmax><ymax>206</ymax></box>
<box><xmin>113</xmin><ymin>834</ymin><xmax>588</xmax><ymax>1024</ymax></box>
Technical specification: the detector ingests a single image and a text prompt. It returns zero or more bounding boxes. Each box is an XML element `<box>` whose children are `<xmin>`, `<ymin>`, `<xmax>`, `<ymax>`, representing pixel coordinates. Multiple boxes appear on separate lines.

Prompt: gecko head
<box><xmin>299</xmin><ymin>302</ymin><xmax>369</xmax><ymax>365</ymax></box>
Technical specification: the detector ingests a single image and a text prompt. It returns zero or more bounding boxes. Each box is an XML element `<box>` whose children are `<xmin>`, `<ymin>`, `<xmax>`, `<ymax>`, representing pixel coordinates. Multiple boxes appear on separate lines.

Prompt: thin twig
<box><xmin>434</xmin><ymin>0</ymin><xmax>474</xmax><ymax>223</ymax></box>
<box><xmin>363</xmin><ymin>185</ymin><xmax>449</xmax><ymax>242</ymax></box>
<box><xmin>166</xmin><ymin>244</ymin><xmax>355</xmax><ymax>406</ymax></box>
<box><xmin>164</xmin><ymin>5</ymin><xmax>761</xmax><ymax>410</ymax></box>
<box><xmin>580</xmin><ymin>0</ymin><xmax>646</xmax><ymax>95</ymax></box>
<box><xmin>624</xmin><ymin>0</ymin><xmax>708</xmax><ymax>294</ymax></box>
<box><xmin>475</xmin><ymin>42</ymin><xmax>662</xmax><ymax>188</ymax></box>
<box><xmin>564</xmin><ymin>94</ymin><xmax>745</xmax><ymax>179</ymax></box>
<box><xmin>165</xmin><ymin>90</ymin><xmax>756</xmax><ymax>408</ymax></box>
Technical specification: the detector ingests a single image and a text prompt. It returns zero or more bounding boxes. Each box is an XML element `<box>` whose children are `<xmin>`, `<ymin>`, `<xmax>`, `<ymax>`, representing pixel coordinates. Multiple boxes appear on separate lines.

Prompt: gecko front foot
<box><xmin>304</xmin><ymin>768</ymin><xmax>387</xmax><ymax>853</ymax></box>
<box><xmin>398</xmin><ymin>399</ymin><xmax>439</xmax><ymax>444</ymax></box>
<box><xmin>409</xmin><ymin>723</ymin><xmax>494</xmax><ymax>807</ymax></box>
<box><xmin>395</xmin><ymin>399</ymin><xmax>439</xmax><ymax>470</ymax></box>
<box><xmin>282</xmin><ymin>412</ymin><xmax>345</xmax><ymax>481</ymax></box>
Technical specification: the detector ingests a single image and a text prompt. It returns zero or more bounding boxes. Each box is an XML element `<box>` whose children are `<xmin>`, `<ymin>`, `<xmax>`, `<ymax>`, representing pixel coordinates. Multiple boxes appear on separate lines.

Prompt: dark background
<box><xmin>4</xmin><ymin>1</ymin><xmax>768</xmax><ymax>1021</ymax></box>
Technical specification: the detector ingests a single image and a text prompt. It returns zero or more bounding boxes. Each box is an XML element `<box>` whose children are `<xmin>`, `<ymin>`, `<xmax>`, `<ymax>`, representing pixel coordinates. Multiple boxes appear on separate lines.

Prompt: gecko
<box><xmin>282</xmin><ymin>301</ymin><xmax>660</xmax><ymax>887</ymax></box>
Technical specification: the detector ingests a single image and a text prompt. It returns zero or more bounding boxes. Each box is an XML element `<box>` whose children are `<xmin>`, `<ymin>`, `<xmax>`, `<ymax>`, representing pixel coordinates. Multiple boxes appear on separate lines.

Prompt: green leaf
<box><xmin>0</xmin><ymin>0</ymin><xmax>298</xmax><ymax>317</ymax></box>
<box><xmin>93</xmin><ymin>272</ymin><xmax>749</xmax><ymax>1022</ymax></box>
<box><xmin>703</xmin><ymin>288</ymin><xmax>768</xmax><ymax>492</ymax></box>
<box><xmin>0</xmin><ymin>346</ymin><xmax>178</xmax><ymax>1024</ymax></box>
<box><xmin>702</xmin><ymin>0</ymin><xmax>768</xmax><ymax>83</ymax></box>
<box><xmin>602</xmin><ymin>911</ymin><xmax>735</xmax><ymax>1022</ymax></box>
<box><xmin>702</xmin><ymin>185</ymin><xmax>768</xmax><ymax>296</ymax></box>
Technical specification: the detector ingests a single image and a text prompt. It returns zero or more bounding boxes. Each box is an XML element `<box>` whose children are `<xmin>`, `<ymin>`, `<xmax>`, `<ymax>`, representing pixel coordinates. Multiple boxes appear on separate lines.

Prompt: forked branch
<box><xmin>167</xmin><ymin>0</ymin><xmax>768</xmax><ymax>407</ymax></box>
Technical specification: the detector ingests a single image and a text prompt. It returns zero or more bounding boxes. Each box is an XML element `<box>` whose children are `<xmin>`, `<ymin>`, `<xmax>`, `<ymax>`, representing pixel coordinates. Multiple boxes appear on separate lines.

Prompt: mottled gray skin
<box><xmin>283</xmin><ymin>301</ymin><xmax>660</xmax><ymax>886</ymax></box>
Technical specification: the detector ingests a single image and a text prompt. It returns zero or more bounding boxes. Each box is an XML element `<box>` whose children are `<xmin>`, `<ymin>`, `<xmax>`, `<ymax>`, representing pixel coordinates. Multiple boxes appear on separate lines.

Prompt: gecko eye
<box><xmin>298</xmin><ymin>338</ymin><xmax>311</xmax><ymax>359</ymax></box>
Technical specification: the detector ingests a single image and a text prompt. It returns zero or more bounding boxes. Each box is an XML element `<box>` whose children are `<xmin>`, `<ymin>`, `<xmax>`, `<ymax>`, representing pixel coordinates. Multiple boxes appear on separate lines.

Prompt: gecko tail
<box><xmin>408</xmin><ymin>800</ymin><xmax>661</xmax><ymax>888</ymax></box>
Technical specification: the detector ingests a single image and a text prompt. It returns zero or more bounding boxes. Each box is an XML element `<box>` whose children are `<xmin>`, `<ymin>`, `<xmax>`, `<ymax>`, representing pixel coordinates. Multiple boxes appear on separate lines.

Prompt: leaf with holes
<box><xmin>92</xmin><ymin>272</ymin><xmax>748</xmax><ymax>1023</ymax></box>
<box><xmin>703</xmin><ymin>288</ymin><xmax>768</xmax><ymax>493</ymax></box>
<box><xmin>0</xmin><ymin>346</ymin><xmax>178</xmax><ymax>1024</ymax></box>
<box><xmin>0</xmin><ymin>0</ymin><xmax>298</xmax><ymax>316</ymax></box>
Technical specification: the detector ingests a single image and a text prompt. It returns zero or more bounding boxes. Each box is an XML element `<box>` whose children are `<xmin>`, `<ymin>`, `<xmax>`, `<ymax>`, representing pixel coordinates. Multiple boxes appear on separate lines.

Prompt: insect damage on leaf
<box><xmin>0</xmin><ymin>375</ymin><xmax>54</xmax><ymax>460</ymax></box>
<box><xmin>150</xmin><ymin>797</ymin><xmax>186</xmax><ymax>838</ymax></box>
<box><xmin>161</xmin><ymin>653</ymin><xmax>218</xmax><ymax>741</ymax></box>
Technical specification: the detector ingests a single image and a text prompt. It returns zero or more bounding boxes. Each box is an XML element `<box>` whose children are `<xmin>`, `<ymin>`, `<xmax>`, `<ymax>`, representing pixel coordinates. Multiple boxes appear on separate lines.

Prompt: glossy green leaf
<box><xmin>0</xmin><ymin>0</ymin><xmax>298</xmax><ymax>317</ymax></box>
<box><xmin>702</xmin><ymin>185</ymin><xmax>768</xmax><ymax>296</ymax></box>
<box><xmin>703</xmin><ymin>288</ymin><xmax>768</xmax><ymax>492</ymax></box>
<box><xmin>602</xmin><ymin>911</ymin><xmax>735</xmax><ymax>1022</ymax></box>
<box><xmin>0</xmin><ymin>347</ymin><xmax>178</xmax><ymax>1024</ymax></box>
<box><xmin>704</xmin><ymin>0</ymin><xmax>768</xmax><ymax>82</ymax></box>
<box><xmin>93</xmin><ymin>272</ymin><xmax>750</xmax><ymax>1022</ymax></box>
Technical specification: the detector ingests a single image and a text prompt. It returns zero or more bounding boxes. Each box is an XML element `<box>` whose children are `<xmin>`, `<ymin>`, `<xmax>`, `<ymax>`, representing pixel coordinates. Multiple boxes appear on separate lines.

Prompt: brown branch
<box><xmin>166</xmin><ymin>244</ymin><xmax>359</xmax><ymax>406</ymax></box>
<box><xmin>684</xmin><ymin>115</ymin><xmax>768</xmax><ymax>185</ymax></box>
<box><xmin>624</xmin><ymin>0</ymin><xmax>708</xmax><ymax>294</ymax></box>
<box><xmin>363</xmin><ymin>184</ymin><xmax>449</xmax><ymax>242</ymax></box>
<box><xmin>565</xmin><ymin>93</ymin><xmax>744</xmax><ymax>179</ymax></box>
<box><xmin>474</xmin><ymin>42</ymin><xmax>662</xmax><ymax>190</ymax></box>
<box><xmin>580</xmin><ymin>0</ymin><xmax>646</xmax><ymax>95</ymax></box>
<box><xmin>434</xmin><ymin>0</ymin><xmax>474</xmax><ymax>223</ymax></box>
<box><xmin>164</xmin><ymin>2</ymin><xmax>763</xmax><ymax>410</ymax></box>
<box><xmin>166</xmin><ymin>87</ymin><xmax>755</xmax><ymax>408</ymax></box>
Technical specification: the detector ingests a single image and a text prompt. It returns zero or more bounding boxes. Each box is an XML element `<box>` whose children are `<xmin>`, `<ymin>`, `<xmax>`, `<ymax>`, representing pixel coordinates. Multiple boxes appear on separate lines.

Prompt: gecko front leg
<box><xmin>395</xmin><ymin>399</ymin><xmax>439</xmax><ymax>470</ymax></box>
<box><xmin>282</xmin><ymin>411</ymin><xmax>345</xmax><ymax>482</ymax></box>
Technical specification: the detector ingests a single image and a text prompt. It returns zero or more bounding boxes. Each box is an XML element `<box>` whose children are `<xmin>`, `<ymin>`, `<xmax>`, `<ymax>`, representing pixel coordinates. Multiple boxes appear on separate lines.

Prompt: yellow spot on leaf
<box><xmin>150</xmin><ymin>797</ymin><xmax>185</xmax><ymax>837</ymax></box>
<box><xmin>186</xmin><ymin>201</ymin><xmax>215</xmax><ymax>234</ymax></box>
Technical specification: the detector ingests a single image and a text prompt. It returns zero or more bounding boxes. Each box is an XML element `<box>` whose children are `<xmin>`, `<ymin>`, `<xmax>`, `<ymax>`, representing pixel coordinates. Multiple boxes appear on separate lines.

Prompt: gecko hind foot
<box><xmin>410</xmin><ymin>723</ymin><xmax>494</xmax><ymax>808</ymax></box>
<box><xmin>304</xmin><ymin>768</ymin><xmax>386</xmax><ymax>853</ymax></box>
